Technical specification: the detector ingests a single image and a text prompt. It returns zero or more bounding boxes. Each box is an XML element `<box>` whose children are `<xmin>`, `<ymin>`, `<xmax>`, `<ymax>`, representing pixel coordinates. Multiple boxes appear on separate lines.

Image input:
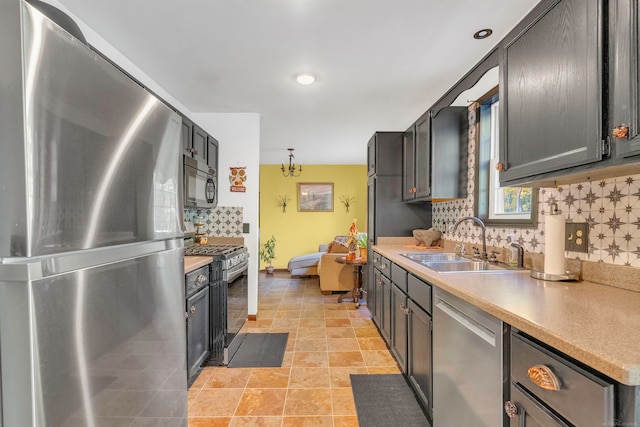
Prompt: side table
<box><xmin>334</xmin><ymin>256</ymin><xmax>367</xmax><ymax>308</ymax></box>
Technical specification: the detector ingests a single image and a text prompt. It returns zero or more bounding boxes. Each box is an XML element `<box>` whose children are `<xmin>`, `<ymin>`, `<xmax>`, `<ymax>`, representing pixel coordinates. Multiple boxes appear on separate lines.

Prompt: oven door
<box><xmin>184</xmin><ymin>157</ymin><xmax>217</xmax><ymax>209</ymax></box>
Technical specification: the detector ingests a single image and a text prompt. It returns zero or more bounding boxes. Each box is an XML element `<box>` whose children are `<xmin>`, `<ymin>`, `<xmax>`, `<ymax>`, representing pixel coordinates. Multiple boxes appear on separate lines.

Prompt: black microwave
<box><xmin>184</xmin><ymin>156</ymin><xmax>217</xmax><ymax>209</ymax></box>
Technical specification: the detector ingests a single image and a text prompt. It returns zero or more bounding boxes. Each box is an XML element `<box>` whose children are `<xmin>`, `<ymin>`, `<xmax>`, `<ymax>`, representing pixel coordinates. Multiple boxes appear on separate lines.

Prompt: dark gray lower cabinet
<box><xmin>380</xmin><ymin>275</ymin><xmax>392</xmax><ymax>342</ymax></box>
<box><xmin>391</xmin><ymin>284</ymin><xmax>408</xmax><ymax>372</ymax></box>
<box><xmin>509</xmin><ymin>384</ymin><xmax>570</xmax><ymax>426</ymax></box>
<box><xmin>508</xmin><ymin>331</ymin><xmax>615</xmax><ymax>427</ymax></box>
<box><xmin>373</xmin><ymin>255</ymin><xmax>433</xmax><ymax>422</ymax></box>
<box><xmin>187</xmin><ymin>286</ymin><xmax>210</xmax><ymax>384</ymax></box>
<box><xmin>365</xmin><ymin>252</ymin><xmax>375</xmax><ymax>319</ymax></box>
<box><xmin>407</xmin><ymin>299</ymin><xmax>432</xmax><ymax>419</ymax></box>
<box><xmin>371</xmin><ymin>267</ymin><xmax>381</xmax><ymax>327</ymax></box>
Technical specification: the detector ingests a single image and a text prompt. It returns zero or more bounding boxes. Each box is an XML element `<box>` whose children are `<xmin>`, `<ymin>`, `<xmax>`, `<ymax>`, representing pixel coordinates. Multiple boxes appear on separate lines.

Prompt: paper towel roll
<box><xmin>544</xmin><ymin>212</ymin><xmax>565</xmax><ymax>275</ymax></box>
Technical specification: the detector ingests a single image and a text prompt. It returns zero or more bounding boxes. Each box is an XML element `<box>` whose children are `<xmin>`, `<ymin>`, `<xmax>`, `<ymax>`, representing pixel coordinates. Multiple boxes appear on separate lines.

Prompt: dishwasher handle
<box><xmin>435</xmin><ymin>297</ymin><xmax>496</xmax><ymax>346</ymax></box>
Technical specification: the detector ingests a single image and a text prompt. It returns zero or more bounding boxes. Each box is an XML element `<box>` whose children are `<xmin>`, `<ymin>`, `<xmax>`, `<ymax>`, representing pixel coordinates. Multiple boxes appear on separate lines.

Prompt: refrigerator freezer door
<box><xmin>0</xmin><ymin>241</ymin><xmax>186</xmax><ymax>426</ymax></box>
<box><xmin>0</xmin><ymin>1</ymin><xmax>182</xmax><ymax>257</ymax></box>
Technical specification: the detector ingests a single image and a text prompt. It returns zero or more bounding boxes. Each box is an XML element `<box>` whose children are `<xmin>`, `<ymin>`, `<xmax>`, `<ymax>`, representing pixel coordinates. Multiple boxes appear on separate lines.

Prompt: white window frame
<box><xmin>487</xmin><ymin>101</ymin><xmax>531</xmax><ymax>220</ymax></box>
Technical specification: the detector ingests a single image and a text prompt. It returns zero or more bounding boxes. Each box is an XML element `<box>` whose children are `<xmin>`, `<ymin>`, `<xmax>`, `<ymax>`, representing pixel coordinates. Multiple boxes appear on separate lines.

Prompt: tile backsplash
<box><xmin>184</xmin><ymin>206</ymin><xmax>244</xmax><ymax>237</ymax></box>
<box><xmin>432</xmin><ymin>105</ymin><xmax>640</xmax><ymax>267</ymax></box>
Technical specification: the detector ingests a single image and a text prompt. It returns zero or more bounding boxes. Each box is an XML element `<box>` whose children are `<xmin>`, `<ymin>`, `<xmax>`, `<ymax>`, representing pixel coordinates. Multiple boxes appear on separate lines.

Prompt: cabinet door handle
<box><xmin>496</xmin><ymin>162</ymin><xmax>504</xmax><ymax>171</ymax></box>
<box><xmin>193</xmin><ymin>149</ymin><xmax>199</xmax><ymax>155</ymax></box>
<box><xmin>612</xmin><ymin>125</ymin><xmax>629</xmax><ymax>139</ymax></box>
<box><xmin>504</xmin><ymin>400</ymin><xmax>518</xmax><ymax>418</ymax></box>
<box><xmin>190</xmin><ymin>305</ymin><xmax>196</xmax><ymax>314</ymax></box>
<box><xmin>399</xmin><ymin>303</ymin><xmax>410</xmax><ymax>315</ymax></box>
<box><xmin>527</xmin><ymin>364</ymin><xmax>561</xmax><ymax>391</ymax></box>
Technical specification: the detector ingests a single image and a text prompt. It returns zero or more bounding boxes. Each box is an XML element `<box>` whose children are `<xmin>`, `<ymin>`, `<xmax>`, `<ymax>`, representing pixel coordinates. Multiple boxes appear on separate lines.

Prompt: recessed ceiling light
<box><xmin>296</xmin><ymin>74</ymin><xmax>316</xmax><ymax>85</ymax></box>
<box><xmin>473</xmin><ymin>29</ymin><xmax>493</xmax><ymax>40</ymax></box>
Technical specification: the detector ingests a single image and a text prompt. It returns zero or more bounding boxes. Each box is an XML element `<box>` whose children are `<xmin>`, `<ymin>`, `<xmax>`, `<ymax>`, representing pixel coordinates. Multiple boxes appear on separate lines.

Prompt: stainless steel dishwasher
<box><xmin>433</xmin><ymin>288</ymin><xmax>507</xmax><ymax>427</ymax></box>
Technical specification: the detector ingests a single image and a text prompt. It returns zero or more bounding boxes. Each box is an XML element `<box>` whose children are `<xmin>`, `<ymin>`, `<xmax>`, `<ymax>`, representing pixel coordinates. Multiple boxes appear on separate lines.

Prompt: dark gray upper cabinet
<box><xmin>182</xmin><ymin>116</ymin><xmax>219</xmax><ymax>173</ymax></box>
<box><xmin>367</xmin><ymin>138</ymin><xmax>376</xmax><ymax>176</ymax></box>
<box><xmin>181</xmin><ymin>115</ymin><xmax>194</xmax><ymax>155</ymax></box>
<box><xmin>207</xmin><ymin>135</ymin><xmax>219</xmax><ymax>174</ymax></box>
<box><xmin>499</xmin><ymin>0</ymin><xmax>605</xmax><ymax>185</ymax></box>
<box><xmin>402</xmin><ymin>127</ymin><xmax>416</xmax><ymax>201</ymax></box>
<box><xmin>609</xmin><ymin>0</ymin><xmax>640</xmax><ymax>159</ymax></box>
<box><xmin>367</xmin><ymin>132</ymin><xmax>404</xmax><ymax>176</ymax></box>
<box><xmin>415</xmin><ymin>113</ymin><xmax>432</xmax><ymax>200</ymax></box>
<box><xmin>403</xmin><ymin>112</ymin><xmax>431</xmax><ymax>201</ymax></box>
<box><xmin>192</xmin><ymin>124</ymin><xmax>208</xmax><ymax>165</ymax></box>
<box><xmin>431</xmin><ymin>107</ymin><xmax>468</xmax><ymax>201</ymax></box>
<box><xmin>366</xmin><ymin>132</ymin><xmax>432</xmax><ymax>247</ymax></box>
<box><xmin>403</xmin><ymin>108</ymin><xmax>468</xmax><ymax>202</ymax></box>
<box><xmin>402</xmin><ymin>50</ymin><xmax>499</xmax><ymax>203</ymax></box>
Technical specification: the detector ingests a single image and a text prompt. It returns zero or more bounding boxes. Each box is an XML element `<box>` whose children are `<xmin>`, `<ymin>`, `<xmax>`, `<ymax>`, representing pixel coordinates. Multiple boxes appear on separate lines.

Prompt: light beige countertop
<box><xmin>374</xmin><ymin>244</ymin><xmax>640</xmax><ymax>386</ymax></box>
<box><xmin>184</xmin><ymin>256</ymin><xmax>214</xmax><ymax>274</ymax></box>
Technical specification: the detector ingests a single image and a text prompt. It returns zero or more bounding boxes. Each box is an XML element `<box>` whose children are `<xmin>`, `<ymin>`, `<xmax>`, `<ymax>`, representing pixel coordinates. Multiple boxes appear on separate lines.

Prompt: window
<box><xmin>475</xmin><ymin>88</ymin><xmax>537</xmax><ymax>226</ymax></box>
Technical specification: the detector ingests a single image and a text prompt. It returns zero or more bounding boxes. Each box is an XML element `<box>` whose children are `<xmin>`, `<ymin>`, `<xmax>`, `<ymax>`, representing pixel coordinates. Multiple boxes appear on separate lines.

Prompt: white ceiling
<box><xmin>57</xmin><ymin>0</ymin><xmax>539</xmax><ymax>165</ymax></box>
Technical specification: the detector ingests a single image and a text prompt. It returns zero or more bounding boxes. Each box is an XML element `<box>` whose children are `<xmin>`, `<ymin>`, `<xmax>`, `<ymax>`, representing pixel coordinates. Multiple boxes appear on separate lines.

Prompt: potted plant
<box><xmin>356</xmin><ymin>232</ymin><xmax>368</xmax><ymax>259</ymax></box>
<box><xmin>259</xmin><ymin>235</ymin><xmax>276</xmax><ymax>274</ymax></box>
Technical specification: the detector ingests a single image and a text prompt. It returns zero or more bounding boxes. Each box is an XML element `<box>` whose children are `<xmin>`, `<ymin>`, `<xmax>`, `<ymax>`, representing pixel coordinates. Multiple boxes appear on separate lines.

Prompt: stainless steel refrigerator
<box><xmin>0</xmin><ymin>1</ymin><xmax>187</xmax><ymax>425</ymax></box>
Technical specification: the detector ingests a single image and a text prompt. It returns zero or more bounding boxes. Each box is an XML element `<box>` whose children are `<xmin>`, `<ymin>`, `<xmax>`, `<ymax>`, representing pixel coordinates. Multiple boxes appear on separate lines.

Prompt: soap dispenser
<box><xmin>507</xmin><ymin>234</ymin><xmax>518</xmax><ymax>267</ymax></box>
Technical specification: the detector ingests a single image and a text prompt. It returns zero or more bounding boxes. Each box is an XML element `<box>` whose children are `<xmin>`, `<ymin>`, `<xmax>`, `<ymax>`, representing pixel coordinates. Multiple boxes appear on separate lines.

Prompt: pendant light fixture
<box><xmin>281</xmin><ymin>148</ymin><xmax>302</xmax><ymax>177</ymax></box>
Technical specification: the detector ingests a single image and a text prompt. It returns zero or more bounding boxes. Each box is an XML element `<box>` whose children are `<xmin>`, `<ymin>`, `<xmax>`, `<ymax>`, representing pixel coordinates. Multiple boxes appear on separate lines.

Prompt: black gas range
<box><xmin>184</xmin><ymin>241</ymin><xmax>249</xmax><ymax>366</ymax></box>
<box><xmin>184</xmin><ymin>243</ymin><xmax>243</xmax><ymax>257</ymax></box>
<box><xmin>184</xmin><ymin>243</ymin><xmax>249</xmax><ymax>283</ymax></box>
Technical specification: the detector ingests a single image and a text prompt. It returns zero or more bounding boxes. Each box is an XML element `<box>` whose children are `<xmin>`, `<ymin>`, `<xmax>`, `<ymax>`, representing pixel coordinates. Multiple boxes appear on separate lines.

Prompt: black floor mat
<box><xmin>226</xmin><ymin>333</ymin><xmax>288</xmax><ymax>368</ymax></box>
<box><xmin>350</xmin><ymin>374</ymin><xmax>430</xmax><ymax>426</ymax></box>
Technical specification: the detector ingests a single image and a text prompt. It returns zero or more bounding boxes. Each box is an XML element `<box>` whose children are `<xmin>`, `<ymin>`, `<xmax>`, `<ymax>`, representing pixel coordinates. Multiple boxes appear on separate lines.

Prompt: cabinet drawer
<box><xmin>511</xmin><ymin>332</ymin><xmax>614</xmax><ymax>427</ymax></box>
<box><xmin>391</xmin><ymin>263</ymin><xmax>407</xmax><ymax>292</ymax></box>
<box><xmin>378</xmin><ymin>256</ymin><xmax>391</xmax><ymax>278</ymax></box>
<box><xmin>407</xmin><ymin>274</ymin><xmax>431</xmax><ymax>314</ymax></box>
<box><xmin>372</xmin><ymin>252</ymin><xmax>382</xmax><ymax>269</ymax></box>
<box><xmin>509</xmin><ymin>382</ymin><xmax>570</xmax><ymax>426</ymax></box>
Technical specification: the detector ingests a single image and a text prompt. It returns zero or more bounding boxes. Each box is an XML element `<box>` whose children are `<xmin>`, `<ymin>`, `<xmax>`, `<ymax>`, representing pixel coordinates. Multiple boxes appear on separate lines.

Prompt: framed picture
<box><xmin>297</xmin><ymin>183</ymin><xmax>334</xmax><ymax>212</ymax></box>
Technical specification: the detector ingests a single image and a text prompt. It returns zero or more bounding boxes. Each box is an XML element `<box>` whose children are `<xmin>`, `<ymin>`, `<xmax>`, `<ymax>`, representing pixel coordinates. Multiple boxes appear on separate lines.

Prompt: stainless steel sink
<box><xmin>422</xmin><ymin>261</ymin><xmax>512</xmax><ymax>273</ymax></box>
<box><xmin>401</xmin><ymin>252</ymin><xmax>522</xmax><ymax>273</ymax></box>
<box><xmin>401</xmin><ymin>253</ymin><xmax>464</xmax><ymax>262</ymax></box>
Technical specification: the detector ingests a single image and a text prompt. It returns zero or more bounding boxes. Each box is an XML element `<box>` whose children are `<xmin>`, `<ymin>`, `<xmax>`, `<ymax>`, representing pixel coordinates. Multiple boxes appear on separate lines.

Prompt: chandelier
<box><xmin>281</xmin><ymin>148</ymin><xmax>302</xmax><ymax>177</ymax></box>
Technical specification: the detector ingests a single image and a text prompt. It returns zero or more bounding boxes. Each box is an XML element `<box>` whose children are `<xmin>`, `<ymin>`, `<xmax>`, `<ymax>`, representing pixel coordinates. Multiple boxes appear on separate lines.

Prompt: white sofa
<box><xmin>287</xmin><ymin>244</ymin><xmax>329</xmax><ymax>276</ymax></box>
<box><xmin>287</xmin><ymin>240</ymin><xmax>354</xmax><ymax>294</ymax></box>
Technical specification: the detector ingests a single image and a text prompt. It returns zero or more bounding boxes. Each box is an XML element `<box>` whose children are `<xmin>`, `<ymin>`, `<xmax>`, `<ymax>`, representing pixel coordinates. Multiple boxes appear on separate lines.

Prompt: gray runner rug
<box><xmin>350</xmin><ymin>374</ymin><xmax>430</xmax><ymax>427</ymax></box>
<box><xmin>226</xmin><ymin>333</ymin><xmax>288</xmax><ymax>368</ymax></box>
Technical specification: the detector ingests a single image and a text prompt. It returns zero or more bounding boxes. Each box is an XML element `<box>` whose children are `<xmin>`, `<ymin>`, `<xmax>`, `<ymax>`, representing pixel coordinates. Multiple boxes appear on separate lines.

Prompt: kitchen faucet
<box><xmin>451</xmin><ymin>216</ymin><xmax>487</xmax><ymax>260</ymax></box>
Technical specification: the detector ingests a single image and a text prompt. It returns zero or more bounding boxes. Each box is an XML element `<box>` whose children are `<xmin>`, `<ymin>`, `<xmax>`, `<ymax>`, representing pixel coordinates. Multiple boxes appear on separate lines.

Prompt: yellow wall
<box><xmin>259</xmin><ymin>164</ymin><xmax>368</xmax><ymax>269</ymax></box>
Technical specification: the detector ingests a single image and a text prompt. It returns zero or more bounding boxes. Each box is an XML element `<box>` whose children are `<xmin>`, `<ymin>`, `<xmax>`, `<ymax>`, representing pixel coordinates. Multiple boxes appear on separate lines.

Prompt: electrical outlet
<box><xmin>565</xmin><ymin>222</ymin><xmax>589</xmax><ymax>253</ymax></box>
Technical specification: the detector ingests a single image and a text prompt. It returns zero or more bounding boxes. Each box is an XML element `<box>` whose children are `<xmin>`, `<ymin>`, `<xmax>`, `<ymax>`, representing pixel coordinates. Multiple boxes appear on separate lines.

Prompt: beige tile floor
<box><xmin>187</xmin><ymin>272</ymin><xmax>400</xmax><ymax>426</ymax></box>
